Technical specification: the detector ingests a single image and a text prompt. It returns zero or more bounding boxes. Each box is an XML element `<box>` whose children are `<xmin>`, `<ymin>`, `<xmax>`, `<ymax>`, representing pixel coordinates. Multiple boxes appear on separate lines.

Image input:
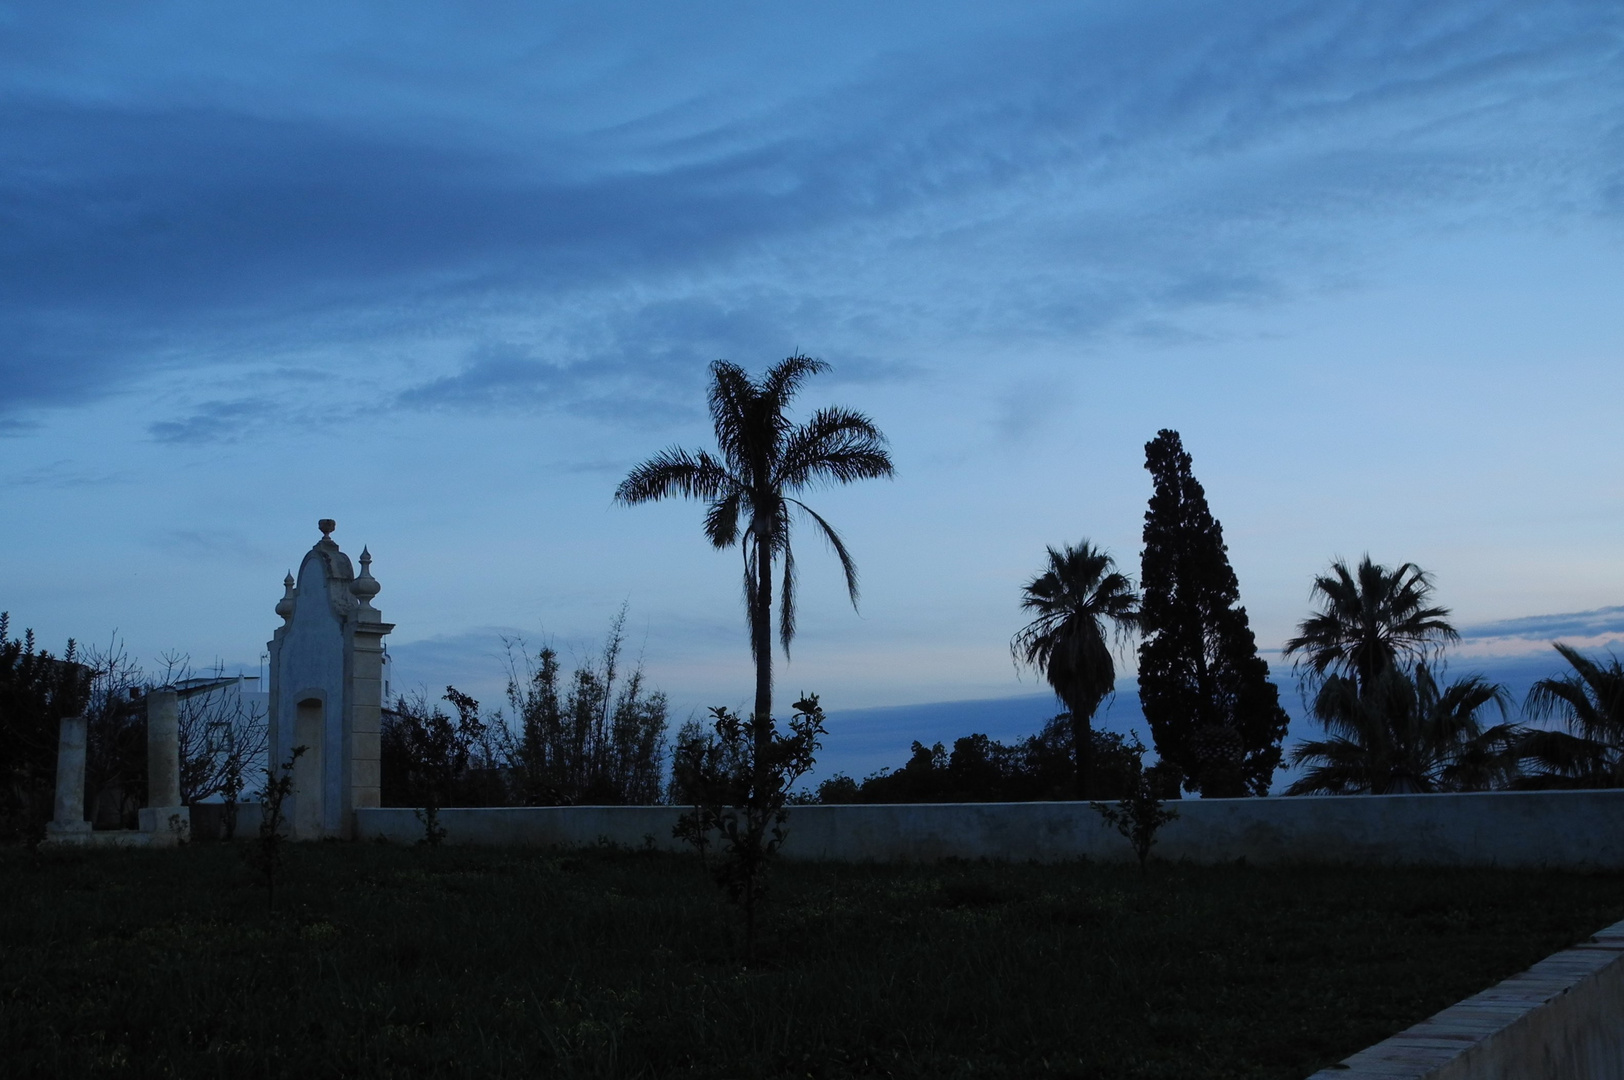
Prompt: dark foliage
<box><xmin>502</xmin><ymin>608</ymin><xmax>668</xmax><ymax>806</ymax></box>
<box><xmin>1137</xmin><ymin>430</ymin><xmax>1290</xmax><ymax>797</ymax></box>
<box><xmin>673</xmin><ymin>695</ymin><xmax>827</xmax><ymax>958</ymax></box>
<box><xmin>1010</xmin><ymin>541</ymin><xmax>1138</xmax><ymax>798</ymax></box>
<box><xmin>380</xmin><ymin>688</ymin><xmax>501</xmax><ymax>822</ymax></box>
<box><xmin>0</xmin><ymin>613</ymin><xmax>93</xmax><ymax>844</ymax></box>
<box><xmin>1282</xmin><ymin>555</ymin><xmax>1459</xmax><ymax>697</ymax></box>
<box><xmin>5</xmin><ymin>634</ymin><xmax>265</xmax><ymax>836</ymax></box>
<box><xmin>1518</xmin><ymin>643</ymin><xmax>1624</xmax><ymax>788</ymax></box>
<box><xmin>1287</xmin><ymin>664</ymin><xmax>1521</xmax><ymax>795</ymax></box>
<box><xmin>81</xmin><ymin>643</ymin><xmax>147</xmax><ymax>829</ymax></box>
<box><xmin>817</xmin><ymin>715</ymin><xmax>1145</xmax><ymax>803</ymax></box>
<box><xmin>380</xmin><ymin>613</ymin><xmax>671</xmax><ymax>811</ymax></box>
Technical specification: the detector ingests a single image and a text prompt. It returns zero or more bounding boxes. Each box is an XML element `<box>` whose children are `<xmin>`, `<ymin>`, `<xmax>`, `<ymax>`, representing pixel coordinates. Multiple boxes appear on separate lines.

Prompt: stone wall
<box><xmin>1307</xmin><ymin>916</ymin><xmax>1624</xmax><ymax>1079</ymax></box>
<box><xmin>352</xmin><ymin>788</ymin><xmax>1624</xmax><ymax>868</ymax></box>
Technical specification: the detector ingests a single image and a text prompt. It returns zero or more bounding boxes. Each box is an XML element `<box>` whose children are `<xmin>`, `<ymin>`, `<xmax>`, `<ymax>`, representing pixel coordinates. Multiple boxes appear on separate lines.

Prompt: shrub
<box><xmin>673</xmin><ymin>695</ymin><xmax>827</xmax><ymax>958</ymax></box>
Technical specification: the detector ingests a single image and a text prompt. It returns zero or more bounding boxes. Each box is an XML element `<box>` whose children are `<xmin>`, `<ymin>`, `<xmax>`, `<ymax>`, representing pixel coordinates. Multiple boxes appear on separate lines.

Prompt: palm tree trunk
<box><xmin>752</xmin><ymin>521</ymin><xmax>774</xmax><ymax>770</ymax></box>
<box><xmin>1072</xmin><ymin>707</ymin><xmax>1093</xmax><ymax>800</ymax></box>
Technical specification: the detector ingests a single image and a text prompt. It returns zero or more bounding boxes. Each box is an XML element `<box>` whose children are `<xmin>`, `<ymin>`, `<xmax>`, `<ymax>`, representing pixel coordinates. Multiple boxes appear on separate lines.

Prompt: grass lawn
<box><xmin>2</xmin><ymin>843</ymin><xmax>1621</xmax><ymax>1079</ymax></box>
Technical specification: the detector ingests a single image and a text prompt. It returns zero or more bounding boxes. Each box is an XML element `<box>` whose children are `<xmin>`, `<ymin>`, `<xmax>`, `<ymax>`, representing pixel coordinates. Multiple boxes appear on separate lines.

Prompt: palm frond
<box><xmin>703</xmin><ymin>492</ymin><xmax>743</xmax><ymax>549</ymax></box>
<box><xmin>707</xmin><ymin>361</ymin><xmax>755</xmax><ymax>469</ymax></box>
<box><xmin>775</xmin><ymin>407</ymin><xmax>894</xmax><ymax>490</ymax></box>
<box><xmin>789</xmin><ymin>498</ymin><xmax>860</xmax><ymax>608</ymax></box>
<box><xmin>1519</xmin><ymin>643</ymin><xmax>1624</xmax><ymax>786</ymax></box>
<box><xmin>741</xmin><ymin>525</ymin><xmax>762</xmax><ymax>664</ymax></box>
<box><xmin>761</xmin><ymin>354</ymin><xmax>830</xmax><ymax>413</ymax></box>
<box><xmin>779</xmin><ymin>540</ymin><xmax>797</xmax><ymax>655</ymax></box>
<box><xmin>614</xmin><ymin>448</ymin><xmax>738</xmax><ymax>505</ymax></box>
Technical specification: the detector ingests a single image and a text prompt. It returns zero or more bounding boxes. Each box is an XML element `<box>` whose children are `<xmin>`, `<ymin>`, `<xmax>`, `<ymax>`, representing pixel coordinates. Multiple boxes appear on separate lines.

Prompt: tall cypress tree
<box><xmin>1137</xmin><ymin>430</ymin><xmax>1289</xmax><ymax>797</ymax></box>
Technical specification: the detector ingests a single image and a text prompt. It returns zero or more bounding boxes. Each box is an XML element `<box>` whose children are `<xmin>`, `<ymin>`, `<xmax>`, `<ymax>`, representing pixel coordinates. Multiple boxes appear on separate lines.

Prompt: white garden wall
<box><xmin>352</xmin><ymin>788</ymin><xmax>1624</xmax><ymax>868</ymax></box>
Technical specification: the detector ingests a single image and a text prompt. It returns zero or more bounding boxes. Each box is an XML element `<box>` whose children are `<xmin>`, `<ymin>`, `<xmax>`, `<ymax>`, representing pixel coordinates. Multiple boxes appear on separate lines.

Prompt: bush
<box><xmin>821</xmin><ymin>715</ymin><xmax>1146</xmax><ymax>803</ymax></box>
<box><xmin>0</xmin><ymin>614</ymin><xmax>92</xmax><ymax>844</ymax></box>
<box><xmin>501</xmin><ymin>608</ymin><xmax>669</xmax><ymax>806</ymax></box>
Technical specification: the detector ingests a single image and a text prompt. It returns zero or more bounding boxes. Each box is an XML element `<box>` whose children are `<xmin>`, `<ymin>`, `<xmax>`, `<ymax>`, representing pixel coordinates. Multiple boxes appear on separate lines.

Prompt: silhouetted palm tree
<box><xmin>1283</xmin><ymin>556</ymin><xmax>1458</xmax><ymax>696</ymax></box>
<box><xmin>1286</xmin><ymin>664</ymin><xmax>1518</xmax><ymax>795</ymax></box>
<box><xmin>1519</xmin><ymin>643</ymin><xmax>1624</xmax><ymax>788</ymax></box>
<box><xmin>1011</xmin><ymin>542</ymin><xmax>1138</xmax><ymax>798</ymax></box>
<box><xmin>614</xmin><ymin>355</ymin><xmax>893</xmax><ymax>762</ymax></box>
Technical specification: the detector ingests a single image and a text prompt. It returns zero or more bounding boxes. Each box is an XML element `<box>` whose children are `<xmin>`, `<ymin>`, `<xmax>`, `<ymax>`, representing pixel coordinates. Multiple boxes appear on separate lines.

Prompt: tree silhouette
<box><xmin>1286</xmin><ymin>664</ymin><xmax>1519</xmax><ymax>795</ymax></box>
<box><xmin>1137</xmin><ymin>430</ymin><xmax>1289</xmax><ymax>797</ymax></box>
<box><xmin>1282</xmin><ymin>556</ymin><xmax>1457</xmax><ymax>697</ymax></box>
<box><xmin>1011</xmin><ymin>542</ymin><xmax>1138</xmax><ymax>798</ymax></box>
<box><xmin>615</xmin><ymin>355</ymin><xmax>892</xmax><ymax>769</ymax></box>
<box><xmin>1519</xmin><ymin>643</ymin><xmax>1624</xmax><ymax>788</ymax></box>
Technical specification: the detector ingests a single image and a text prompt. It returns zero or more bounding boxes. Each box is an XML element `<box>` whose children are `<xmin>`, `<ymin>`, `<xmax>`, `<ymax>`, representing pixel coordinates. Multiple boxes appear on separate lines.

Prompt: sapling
<box><xmin>673</xmin><ymin>694</ymin><xmax>826</xmax><ymax>960</ymax></box>
<box><xmin>245</xmin><ymin>745</ymin><xmax>305</xmax><ymax>911</ymax></box>
<box><xmin>1091</xmin><ymin>735</ymin><xmax>1178</xmax><ymax>875</ymax></box>
<box><xmin>220</xmin><ymin>750</ymin><xmax>244</xmax><ymax>840</ymax></box>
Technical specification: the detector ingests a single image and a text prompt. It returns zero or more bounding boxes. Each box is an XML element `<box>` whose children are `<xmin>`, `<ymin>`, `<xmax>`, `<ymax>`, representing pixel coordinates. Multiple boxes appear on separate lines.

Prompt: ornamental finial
<box><xmin>275</xmin><ymin>572</ymin><xmax>296</xmax><ymax>621</ymax></box>
<box><xmin>351</xmin><ymin>546</ymin><xmax>381</xmax><ymax>604</ymax></box>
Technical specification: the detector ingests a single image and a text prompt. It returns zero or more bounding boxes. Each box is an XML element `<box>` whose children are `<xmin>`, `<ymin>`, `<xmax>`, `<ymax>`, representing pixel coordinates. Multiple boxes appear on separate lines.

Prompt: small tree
<box><xmin>219</xmin><ymin>750</ymin><xmax>245</xmax><ymax>840</ymax></box>
<box><xmin>246</xmin><ymin>745</ymin><xmax>305</xmax><ymax>911</ymax></box>
<box><xmin>78</xmin><ymin>638</ymin><xmax>150</xmax><ymax>829</ymax></box>
<box><xmin>673</xmin><ymin>695</ymin><xmax>827</xmax><ymax>960</ymax></box>
<box><xmin>1091</xmin><ymin>736</ymin><xmax>1179</xmax><ymax>874</ymax></box>
<box><xmin>171</xmin><ymin>663</ymin><xmax>269</xmax><ymax>807</ymax></box>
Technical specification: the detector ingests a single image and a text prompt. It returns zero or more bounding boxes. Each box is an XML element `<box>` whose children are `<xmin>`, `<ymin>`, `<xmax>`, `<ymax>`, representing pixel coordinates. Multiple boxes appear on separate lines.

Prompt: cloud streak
<box><xmin>1</xmin><ymin>0</ymin><xmax>1619</xmax><ymax>431</ymax></box>
<box><xmin>1461</xmin><ymin>606</ymin><xmax>1624</xmax><ymax>643</ymax></box>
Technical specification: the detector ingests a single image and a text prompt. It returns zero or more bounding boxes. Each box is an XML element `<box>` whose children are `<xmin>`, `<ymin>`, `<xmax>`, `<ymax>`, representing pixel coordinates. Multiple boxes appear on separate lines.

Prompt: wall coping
<box><xmin>1305</xmin><ymin>917</ymin><xmax>1624</xmax><ymax>1079</ymax></box>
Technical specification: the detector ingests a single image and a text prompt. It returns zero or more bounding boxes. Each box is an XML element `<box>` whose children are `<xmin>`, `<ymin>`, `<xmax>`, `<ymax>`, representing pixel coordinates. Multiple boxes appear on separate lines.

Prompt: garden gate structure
<box><xmin>267</xmin><ymin>519</ymin><xmax>392</xmax><ymax>840</ymax></box>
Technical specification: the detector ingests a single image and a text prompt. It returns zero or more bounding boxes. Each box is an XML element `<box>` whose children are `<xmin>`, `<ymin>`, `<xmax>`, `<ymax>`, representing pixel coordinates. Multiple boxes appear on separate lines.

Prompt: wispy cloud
<box><xmin>147</xmin><ymin>398</ymin><xmax>277</xmax><ymax>444</ymax></box>
<box><xmin>1</xmin><ymin>0</ymin><xmax>1619</xmax><ymax>430</ymax></box>
<box><xmin>147</xmin><ymin>527</ymin><xmax>274</xmax><ymax>564</ymax></box>
<box><xmin>1461</xmin><ymin>605</ymin><xmax>1624</xmax><ymax>642</ymax></box>
<box><xmin>0</xmin><ymin>459</ymin><xmax>130</xmax><ymax>488</ymax></box>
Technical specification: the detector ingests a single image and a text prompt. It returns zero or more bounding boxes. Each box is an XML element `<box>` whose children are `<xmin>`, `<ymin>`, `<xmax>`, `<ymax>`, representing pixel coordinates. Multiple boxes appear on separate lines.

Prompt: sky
<box><xmin>3</xmin><ymin>1</ymin><xmax>1623</xmax><ymax>780</ymax></box>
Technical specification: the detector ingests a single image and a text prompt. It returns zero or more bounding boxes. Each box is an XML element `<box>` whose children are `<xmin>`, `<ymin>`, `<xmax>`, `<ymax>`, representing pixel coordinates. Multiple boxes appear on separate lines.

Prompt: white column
<box><xmin>147</xmin><ymin>688</ymin><xmax>181</xmax><ymax>808</ymax></box>
<box><xmin>138</xmin><ymin>688</ymin><xmax>190</xmax><ymax>843</ymax></box>
<box><xmin>47</xmin><ymin>714</ymin><xmax>91</xmax><ymax>836</ymax></box>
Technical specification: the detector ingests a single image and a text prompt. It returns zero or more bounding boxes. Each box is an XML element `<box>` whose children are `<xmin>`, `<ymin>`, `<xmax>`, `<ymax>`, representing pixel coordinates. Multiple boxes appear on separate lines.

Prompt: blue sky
<box><xmin>3</xmin><ymin>1</ymin><xmax>1623</xmax><ymax>774</ymax></box>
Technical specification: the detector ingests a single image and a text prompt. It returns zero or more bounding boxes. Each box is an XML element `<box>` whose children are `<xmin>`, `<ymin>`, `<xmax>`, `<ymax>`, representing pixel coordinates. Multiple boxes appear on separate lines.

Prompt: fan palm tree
<box><xmin>614</xmin><ymin>355</ymin><xmax>893</xmax><ymax>764</ymax></box>
<box><xmin>1285</xmin><ymin>664</ymin><xmax>1518</xmax><ymax>795</ymax></box>
<box><xmin>1518</xmin><ymin>643</ymin><xmax>1624</xmax><ymax>788</ymax></box>
<box><xmin>1011</xmin><ymin>542</ymin><xmax>1139</xmax><ymax>798</ymax></box>
<box><xmin>1282</xmin><ymin>556</ymin><xmax>1458</xmax><ymax>696</ymax></box>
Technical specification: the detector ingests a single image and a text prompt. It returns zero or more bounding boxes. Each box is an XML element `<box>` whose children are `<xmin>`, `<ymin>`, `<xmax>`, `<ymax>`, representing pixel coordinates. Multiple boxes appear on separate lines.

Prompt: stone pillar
<box><xmin>45</xmin><ymin>714</ymin><xmax>91</xmax><ymax>840</ymax></box>
<box><xmin>138</xmin><ymin>688</ymin><xmax>190</xmax><ymax>844</ymax></box>
<box><xmin>147</xmin><ymin>688</ymin><xmax>181</xmax><ymax>808</ymax></box>
<box><xmin>345</xmin><ymin>546</ymin><xmax>391</xmax><ymax>837</ymax></box>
